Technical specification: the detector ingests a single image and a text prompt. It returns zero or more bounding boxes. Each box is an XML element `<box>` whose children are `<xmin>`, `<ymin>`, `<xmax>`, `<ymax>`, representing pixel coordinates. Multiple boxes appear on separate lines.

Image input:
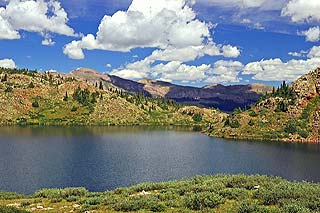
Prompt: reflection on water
<box><xmin>0</xmin><ymin>126</ymin><xmax>319</xmax><ymax>195</ymax></box>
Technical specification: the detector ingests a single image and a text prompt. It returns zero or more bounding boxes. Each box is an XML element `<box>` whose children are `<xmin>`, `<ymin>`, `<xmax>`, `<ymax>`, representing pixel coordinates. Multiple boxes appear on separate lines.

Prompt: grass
<box><xmin>1</xmin><ymin>175</ymin><xmax>320</xmax><ymax>212</ymax></box>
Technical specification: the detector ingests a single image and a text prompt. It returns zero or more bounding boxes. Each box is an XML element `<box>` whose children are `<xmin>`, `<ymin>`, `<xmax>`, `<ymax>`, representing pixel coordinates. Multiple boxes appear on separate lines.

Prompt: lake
<box><xmin>0</xmin><ymin>126</ymin><xmax>319</xmax><ymax>195</ymax></box>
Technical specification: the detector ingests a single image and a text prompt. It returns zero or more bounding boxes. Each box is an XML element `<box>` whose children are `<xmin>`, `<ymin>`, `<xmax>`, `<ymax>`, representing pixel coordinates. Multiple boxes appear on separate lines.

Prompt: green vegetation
<box><xmin>1</xmin><ymin>175</ymin><xmax>320</xmax><ymax>212</ymax></box>
<box><xmin>4</xmin><ymin>87</ymin><xmax>13</xmax><ymax>93</ymax></box>
<box><xmin>28</xmin><ymin>82</ymin><xmax>34</xmax><ymax>89</ymax></box>
<box><xmin>192</xmin><ymin>114</ymin><xmax>203</xmax><ymax>122</ymax></box>
<box><xmin>0</xmin><ymin>206</ymin><xmax>28</xmax><ymax>213</ymax></box>
<box><xmin>31</xmin><ymin>101</ymin><xmax>39</xmax><ymax>108</ymax></box>
<box><xmin>300</xmin><ymin>96</ymin><xmax>320</xmax><ymax>120</ymax></box>
<box><xmin>0</xmin><ymin>68</ymin><xmax>222</xmax><ymax>127</ymax></box>
<box><xmin>262</xmin><ymin>81</ymin><xmax>296</xmax><ymax>101</ymax></box>
<box><xmin>224</xmin><ymin>114</ymin><xmax>241</xmax><ymax>128</ymax></box>
<box><xmin>208</xmin><ymin>67</ymin><xmax>320</xmax><ymax>142</ymax></box>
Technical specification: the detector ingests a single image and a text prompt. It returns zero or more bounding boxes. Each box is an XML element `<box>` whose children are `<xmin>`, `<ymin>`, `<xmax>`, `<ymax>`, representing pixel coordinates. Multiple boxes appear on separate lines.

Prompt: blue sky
<box><xmin>0</xmin><ymin>0</ymin><xmax>320</xmax><ymax>87</ymax></box>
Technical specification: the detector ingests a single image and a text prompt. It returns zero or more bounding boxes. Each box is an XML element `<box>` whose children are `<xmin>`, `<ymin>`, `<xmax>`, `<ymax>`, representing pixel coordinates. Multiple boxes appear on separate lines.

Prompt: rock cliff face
<box><xmin>292</xmin><ymin>67</ymin><xmax>320</xmax><ymax>107</ymax></box>
<box><xmin>69</xmin><ymin>68</ymin><xmax>271</xmax><ymax>112</ymax></box>
<box><xmin>208</xmin><ymin>67</ymin><xmax>320</xmax><ymax>143</ymax></box>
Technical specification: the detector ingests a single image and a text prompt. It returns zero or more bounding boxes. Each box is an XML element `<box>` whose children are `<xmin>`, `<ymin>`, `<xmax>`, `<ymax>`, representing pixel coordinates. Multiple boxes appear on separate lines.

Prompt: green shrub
<box><xmin>298</xmin><ymin>129</ymin><xmax>309</xmax><ymax>139</ymax></box>
<box><xmin>192</xmin><ymin>114</ymin><xmax>203</xmax><ymax>122</ymax></box>
<box><xmin>32</xmin><ymin>101</ymin><xmax>39</xmax><ymax>108</ymax></box>
<box><xmin>300</xmin><ymin>96</ymin><xmax>319</xmax><ymax>120</ymax></box>
<box><xmin>224</xmin><ymin>116</ymin><xmax>241</xmax><ymax>128</ymax></box>
<box><xmin>149</xmin><ymin>202</ymin><xmax>166</xmax><ymax>212</ymax></box>
<box><xmin>50</xmin><ymin>197</ymin><xmax>62</xmax><ymax>203</ymax></box>
<box><xmin>71</xmin><ymin>106</ymin><xmax>78</xmax><ymax>112</ymax></box>
<box><xmin>233</xmin><ymin>108</ymin><xmax>243</xmax><ymax>114</ymax></box>
<box><xmin>225</xmin><ymin>175</ymin><xmax>251</xmax><ymax>189</ymax></box>
<box><xmin>0</xmin><ymin>191</ymin><xmax>25</xmax><ymax>200</ymax></box>
<box><xmin>184</xmin><ymin>192</ymin><xmax>225</xmax><ymax>210</ymax></box>
<box><xmin>248</xmin><ymin>110</ymin><xmax>258</xmax><ymax>117</ymax></box>
<box><xmin>248</xmin><ymin>119</ymin><xmax>255</xmax><ymax>126</ymax></box>
<box><xmin>66</xmin><ymin>195</ymin><xmax>78</xmax><ymax>202</ymax></box>
<box><xmin>238</xmin><ymin>200</ymin><xmax>258</xmax><ymax>213</ymax></box>
<box><xmin>219</xmin><ymin>188</ymin><xmax>248</xmax><ymax>200</ymax></box>
<box><xmin>20</xmin><ymin>201</ymin><xmax>30</xmax><ymax>207</ymax></box>
<box><xmin>28</xmin><ymin>82</ymin><xmax>35</xmax><ymax>88</ymax></box>
<box><xmin>281</xmin><ymin>204</ymin><xmax>310</xmax><ymax>213</ymax></box>
<box><xmin>83</xmin><ymin>196</ymin><xmax>103</xmax><ymax>206</ymax></box>
<box><xmin>159</xmin><ymin>190</ymin><xmax>179</xmax><ymax>201</ymax></box>
<box><xmin>34</xmin><ymin>187</ymin><xmax>88</xmax><ymax>199</ymax></box>
<box><xmin>284</xmin><ymin>120</ymin><xmax>297</xmax><ymax>134</ymax></box>
<box><xmin>4</xmin><ymin>87</ymin><xmax>13</xmax><ymax>93</ymax></box>
<box><xmin>113</xmin><ymin>195</ymin><xmax>162</xmax><ymax>212</ymax></box>
<box><xmin>275</xmin><ymin>100</ymin><xmax>289</xmax><ymax>112</ymax></box>
<box><xmin>113</xmin><ymin>198</ymin><xmax>142</xmax><ymax>212</ymax></box>
<box><xmin>0</xmin><ymin>206</ymin><xmax>28</xmax><ymax>213</ymax></box>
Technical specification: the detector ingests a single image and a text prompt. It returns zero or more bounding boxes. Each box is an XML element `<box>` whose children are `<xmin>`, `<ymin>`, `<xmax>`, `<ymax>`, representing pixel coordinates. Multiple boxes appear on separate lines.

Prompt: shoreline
<box><xmin>1</xmin><ymin>174</ymin><xmax>320</xmax><ymax>213</ymax></box>
<box><xmin>0</xmin><ymin>122</ymin><xmax>318</xmax><ymax>144</ymax></box>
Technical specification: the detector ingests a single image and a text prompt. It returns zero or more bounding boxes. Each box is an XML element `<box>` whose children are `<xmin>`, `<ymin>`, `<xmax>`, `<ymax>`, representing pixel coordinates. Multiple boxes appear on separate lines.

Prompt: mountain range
<box><xmin>65</xmin><ymin>68</ymin><xmax>272</xmax><ymax>112</ymax></box>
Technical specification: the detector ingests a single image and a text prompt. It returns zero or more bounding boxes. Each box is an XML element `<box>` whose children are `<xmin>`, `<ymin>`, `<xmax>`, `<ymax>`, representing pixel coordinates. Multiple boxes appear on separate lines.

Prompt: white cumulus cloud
<box><xmin>110</xmin><ymin>58</ymin><xmax>244</xmax><ymax>84</ymax></box>
<box><xmin>281</xmin><ymin>0</ymin><xmax>320</xmax><ymax>22</ymax></box>
<box><xmin>205</xmin><ymin>60</ymin><xmax>243</xmax><ymax>83</ymax></box>
<box><xmin>197</xmin><ymin>0</ymin><xmax>285</xmax><ymax>10</ymax></box>
<box><xmin>41</xmin><ymin>38</ymin><xmax>55</xmax><ymax>46</ymax></box>
<box><xmin>0</xmin><ymin>58</ymin><xmax>16</xmax><ymax>69</ymax></box>
<box><xmin>243</xmin><ymin>57</ymin><xmax>320</xmax><ymax>82</ymax></box>
<box><xmin>63</xmin><ymin>0</ymin><xmax>240</xmax><ymax>60</ymax></box>
<box><xmin>299</xmin><ymin>26</ymin><xmax>320</xmax><ymax>42</ymax></box>
<box><xmin>307</xmin><ymin>46</ymin><xmax>320</xmax><ymax>58</ymax></box>
<box><xmin>151</xmin><ymin>61</ymin><xmax>210</xmax><ymax>83</ymax></box>
<box><xmin>0</xmin><ymin>0</ymin><xmax>76</xmax><ymax>42</ymax></box>
<box><xmin>0</xmin><ymin>16</ymin><xmax>20</xmax><ymax>39</ymax></box>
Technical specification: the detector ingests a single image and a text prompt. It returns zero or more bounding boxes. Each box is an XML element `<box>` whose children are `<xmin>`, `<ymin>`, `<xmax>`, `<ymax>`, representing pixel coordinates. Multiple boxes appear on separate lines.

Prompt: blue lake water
<box><xmin>0</xmin><ymin>126</ymin><xmax>319</xmax><ymax>195</ymax></box>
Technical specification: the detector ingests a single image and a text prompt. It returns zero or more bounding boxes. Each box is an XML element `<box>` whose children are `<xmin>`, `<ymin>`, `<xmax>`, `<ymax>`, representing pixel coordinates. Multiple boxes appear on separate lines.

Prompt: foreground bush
<box><xmin>1</xmin><ymin>175</ymin><xmax>320</xmax><ymax>212</ymax></box>
<box><xmin>0</xmin><ymin>192</ymin><xmax>25</xmax><ymax>200</ymax></box>
<box><xmin>34</xmin><ymin>187</ymin><xmax>88</xmax><ymax>199</ymax></box>
<box><xmin>0</xmin><ymin>206</ymin><xmax>28</xmax><ymax>213</ymax></box>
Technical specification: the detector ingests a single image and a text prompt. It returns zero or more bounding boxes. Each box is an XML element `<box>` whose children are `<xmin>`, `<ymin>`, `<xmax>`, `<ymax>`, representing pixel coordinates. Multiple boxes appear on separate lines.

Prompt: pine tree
<box><xmin>1</xmin><ymin>74</ymin><xmax>7</xmax><ymax>82</ymax></box>
<box><xmin>63</xmin><ymin>91</ymin><xmax>68</xmax><ymax>101</ymax></box>
<box><xmin>28</xmin><ymin>82</ymin><xmax>35</xmax><ymax>88</ymax></box>
<box><xmin>99</xmin><ymin>82</ymin><xmax>104</xmax><ymax>90</ymax></box>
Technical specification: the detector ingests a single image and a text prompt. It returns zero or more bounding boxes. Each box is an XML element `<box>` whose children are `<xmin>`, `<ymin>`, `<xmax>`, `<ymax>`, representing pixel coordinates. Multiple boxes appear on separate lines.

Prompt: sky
<box><xmin>0</xmin><ymin>0</ymin><xmax>320</xmax><ymax>87</ymax></box>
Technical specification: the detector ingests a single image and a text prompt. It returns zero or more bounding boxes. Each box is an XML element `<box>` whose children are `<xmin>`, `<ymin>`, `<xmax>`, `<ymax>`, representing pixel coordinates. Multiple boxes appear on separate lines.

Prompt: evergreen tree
<box><xmin>63</xmin><ymin>91</ymin><xmax>68</xmax><ymax>101</ymax></box>
<box><xmin>28</xmin><ymin>82</ymin><xmax>35</xmax><ymax>88</ymax></box>
<box><xmin>32</xmin><ymin>101</ymin><xmax>39</xmax><ymax>108</ymax></box>
<box><xmin>99</xmin><ymin>82</ymin><xmax>104</xmax><ymax>90</ymax></box>
<box><xmin>1</xmin><ymin>74</ymin><xmax>7</xmax><ymax>82</ymax></box>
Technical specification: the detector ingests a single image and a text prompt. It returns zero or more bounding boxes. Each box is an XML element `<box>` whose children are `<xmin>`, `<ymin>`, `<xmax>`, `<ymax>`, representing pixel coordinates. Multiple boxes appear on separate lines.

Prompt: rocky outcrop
<box><xmin>208</xmin><ymin>67</ymin><xmax>320</xmax><ymax>143</ymax></box>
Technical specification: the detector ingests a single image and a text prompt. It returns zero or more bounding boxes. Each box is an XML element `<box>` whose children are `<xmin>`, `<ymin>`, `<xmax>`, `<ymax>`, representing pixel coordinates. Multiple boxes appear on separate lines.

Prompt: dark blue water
<box><xmin>0</xmin><ymin>126</ymin><xmax>319</xmax><ymax>195</ymax></box>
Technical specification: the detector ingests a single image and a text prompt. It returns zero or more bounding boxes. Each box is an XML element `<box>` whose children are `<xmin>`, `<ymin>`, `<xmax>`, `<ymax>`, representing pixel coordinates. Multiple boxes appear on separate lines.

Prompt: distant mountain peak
<box><xmin>138</xmin><ymin>78</ymin><xmax>155</xmax><ymax>85</ymax></box>
<box><xmin>69</xmin><ymin>68</ymin><xmax>111</xmax><ymax>83</ymax></box>
<box><xmin>202</xmin><ymin>84</ymin><xmax>223</xmax><ymax>89</ymax></box>
<box><xmin>64</xmin><ymin>67</ymin><xmax>272</xmax><ymax>111</ymax></box>
<box><xmin>73</xmin><ymin>68</ymin><xmax>100</xmax><ymax>75</ymax></box>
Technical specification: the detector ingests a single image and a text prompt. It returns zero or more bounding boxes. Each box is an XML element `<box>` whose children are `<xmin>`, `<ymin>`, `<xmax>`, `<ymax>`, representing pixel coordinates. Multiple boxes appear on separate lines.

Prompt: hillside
<box><xmin>207</xmin><ymin>67</ymin><xmax>320</xmax><ymax>143</ymax></box>
<box><xmin>0</xmin><ymin>68</ymin><xmax>226</xmax><ymax>126</ymax></box>
<box><xmin>1</xmin><ymin>175</ymin><xmax>320</xmax><ymax>213</ymax></box>
<box><xmin>69</xmin><ymin>68</ymin><xmax>271</xmax><ymax>112</ymax></box>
